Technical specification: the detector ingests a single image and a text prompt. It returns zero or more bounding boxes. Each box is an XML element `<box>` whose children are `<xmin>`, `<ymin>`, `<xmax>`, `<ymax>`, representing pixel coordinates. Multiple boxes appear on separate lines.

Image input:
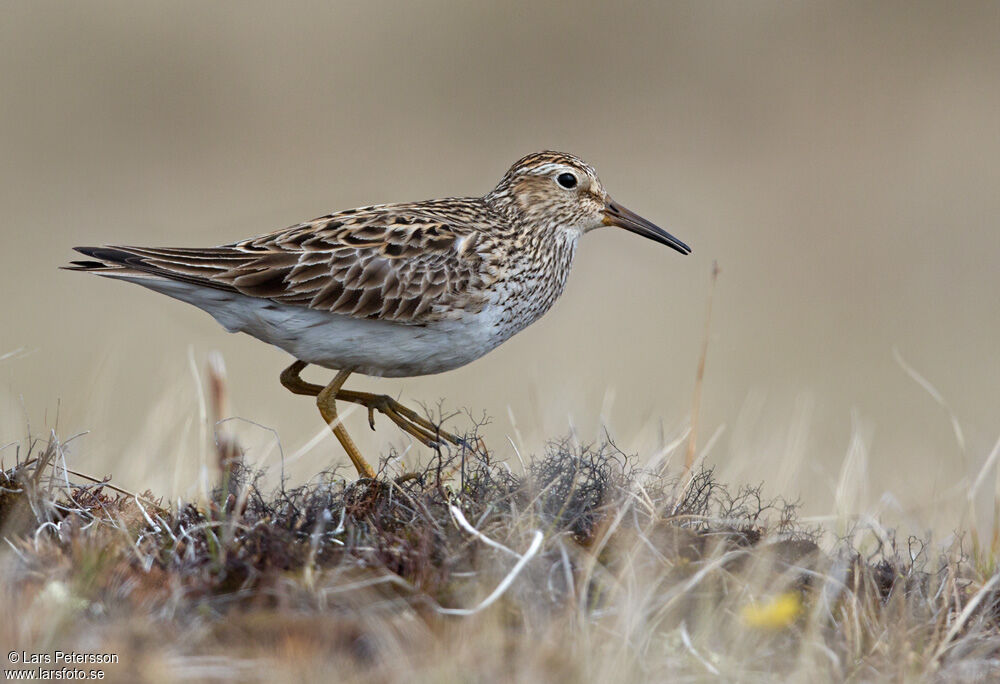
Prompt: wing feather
<box><xmin>70</xmin><ymin>199</ymin><xmax>500</xmax><ymax>324</ymax></box>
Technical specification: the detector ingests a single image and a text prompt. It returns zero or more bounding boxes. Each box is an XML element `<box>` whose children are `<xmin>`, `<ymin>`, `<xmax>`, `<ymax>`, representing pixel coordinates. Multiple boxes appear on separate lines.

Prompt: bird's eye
<box><xmin>556</xmin><ymin>172</ymin><xmax>578</xmax><ymax>189</ymax></box>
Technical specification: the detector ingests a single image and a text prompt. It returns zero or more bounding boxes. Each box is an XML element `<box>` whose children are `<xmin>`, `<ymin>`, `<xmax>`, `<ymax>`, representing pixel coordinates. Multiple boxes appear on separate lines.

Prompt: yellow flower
<box><xmin>740</xmin><ymin>592</ymin><xmax>802</xmax><ymax>629</ymax></box>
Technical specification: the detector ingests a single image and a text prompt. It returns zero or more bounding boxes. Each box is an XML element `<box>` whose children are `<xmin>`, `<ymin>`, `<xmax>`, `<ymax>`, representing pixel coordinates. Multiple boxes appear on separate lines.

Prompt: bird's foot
<box><xmin>337</xmin><ymin>389</ymin><xmax>464</xmax><ymax>449</ymax></box>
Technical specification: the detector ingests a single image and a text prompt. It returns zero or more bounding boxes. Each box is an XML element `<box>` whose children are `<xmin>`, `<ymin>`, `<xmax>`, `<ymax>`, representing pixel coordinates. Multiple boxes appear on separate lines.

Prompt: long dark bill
<box><xmin>602</xmin><ymin>198</ymin><xmax>691</xmax><ymax>255</ymax></box>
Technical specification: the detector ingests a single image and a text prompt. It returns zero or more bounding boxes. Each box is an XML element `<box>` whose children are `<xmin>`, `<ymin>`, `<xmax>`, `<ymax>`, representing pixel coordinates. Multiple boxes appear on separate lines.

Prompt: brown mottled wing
<box><xmin>75</xmin><ymin>199</ymin><xmax>499</xmax><ymax>324</ymax></box>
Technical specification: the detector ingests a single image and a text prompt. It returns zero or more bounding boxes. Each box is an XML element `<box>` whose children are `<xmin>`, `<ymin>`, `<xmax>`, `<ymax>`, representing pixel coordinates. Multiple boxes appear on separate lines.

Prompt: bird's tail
<box><xmin>63</xmin><ymin>246</ymin><xmax>142</xmax><ymax>274</ymax></box>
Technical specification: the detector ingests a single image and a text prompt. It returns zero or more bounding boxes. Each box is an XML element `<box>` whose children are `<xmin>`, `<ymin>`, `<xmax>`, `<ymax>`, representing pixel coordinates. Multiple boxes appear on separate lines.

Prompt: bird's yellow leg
<box><xmin>279</xmin><ymin>360</ymin><xmax>324</xmax><ymax>396</ymax></box>
<box><xmin>316</xmin><ymin>370</ymin><xmax>376</xmax><ymax>479</ymax></box>
<box><xmin>279</xmin><ymin>360</ymin><xmax>463</xmax><ymax>463</ymax></box>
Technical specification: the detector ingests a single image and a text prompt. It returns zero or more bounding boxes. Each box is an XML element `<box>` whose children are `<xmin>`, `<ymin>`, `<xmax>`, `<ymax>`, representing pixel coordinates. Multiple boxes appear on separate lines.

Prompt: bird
<box><xmin>65</xmin><ymin>151</ymin><xmax>691</xmax><ymax>479</ymax></box>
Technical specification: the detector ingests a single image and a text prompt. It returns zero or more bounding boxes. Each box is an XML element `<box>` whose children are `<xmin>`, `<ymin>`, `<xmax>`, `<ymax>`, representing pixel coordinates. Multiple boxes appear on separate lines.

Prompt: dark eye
<box><xmin>556</xmin><ymin>172</ymin><xmax>578</xmax><ymax>189</ymax></box>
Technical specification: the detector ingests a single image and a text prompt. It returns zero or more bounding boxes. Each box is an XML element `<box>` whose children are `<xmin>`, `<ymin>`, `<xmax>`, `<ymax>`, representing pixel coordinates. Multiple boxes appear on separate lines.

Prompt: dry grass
<box><xmin>3</xmin><ymin>422</ymin><xmax>1000</xmax><ymax>683</ymax></box>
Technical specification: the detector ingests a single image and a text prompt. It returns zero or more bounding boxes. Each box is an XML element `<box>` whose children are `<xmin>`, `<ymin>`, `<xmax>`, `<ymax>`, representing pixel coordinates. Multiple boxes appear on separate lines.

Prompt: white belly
<box><xmin>123</xmin><ymin>277</ymin><xmax>503</xmax><ymax>377</ymax></box>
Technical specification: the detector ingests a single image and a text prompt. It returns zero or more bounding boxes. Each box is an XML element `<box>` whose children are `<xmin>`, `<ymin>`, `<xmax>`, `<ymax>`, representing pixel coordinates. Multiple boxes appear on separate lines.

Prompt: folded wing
<box><xmin>67</xmin><ymin>200</ymin><xmax>498</xmax><ymax>324</ymax></box>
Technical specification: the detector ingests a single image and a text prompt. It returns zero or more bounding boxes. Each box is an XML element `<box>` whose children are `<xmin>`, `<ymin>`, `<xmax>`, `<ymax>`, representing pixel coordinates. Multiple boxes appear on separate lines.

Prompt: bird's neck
<box><xmin>482</xmin><ymin>190</ymin><xmax>521</xmax><ymax>227</ymax></box>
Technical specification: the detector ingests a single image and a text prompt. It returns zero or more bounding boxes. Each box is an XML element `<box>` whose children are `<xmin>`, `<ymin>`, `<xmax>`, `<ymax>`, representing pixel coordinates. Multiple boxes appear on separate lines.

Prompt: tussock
<box><xmin>2</xmin><ymin>429</ymin><xmax>1000</xmax><ymax>683</ymax></box>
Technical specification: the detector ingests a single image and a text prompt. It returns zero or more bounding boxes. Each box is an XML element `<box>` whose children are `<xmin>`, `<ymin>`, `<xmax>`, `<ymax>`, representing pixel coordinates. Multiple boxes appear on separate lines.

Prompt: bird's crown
<box><xmin>503</xmin><ymin>150</ymin><xmax>598</xmax><ymax>179</ymax></box>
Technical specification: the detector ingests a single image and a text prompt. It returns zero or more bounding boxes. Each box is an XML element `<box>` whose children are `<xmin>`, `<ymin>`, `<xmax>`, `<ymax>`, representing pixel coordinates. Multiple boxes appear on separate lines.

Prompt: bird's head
<box><xmin>487</xmin><ymin>150</ymin><xmax>691</xmax><ymax>254</ymax></box>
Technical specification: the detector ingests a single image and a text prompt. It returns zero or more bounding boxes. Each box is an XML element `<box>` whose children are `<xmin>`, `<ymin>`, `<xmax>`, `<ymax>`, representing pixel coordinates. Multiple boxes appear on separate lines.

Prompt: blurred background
<box><xmin>1</xmin><ymin>1</ymin><xmax>997</xmax><ymax>531</ymax></box>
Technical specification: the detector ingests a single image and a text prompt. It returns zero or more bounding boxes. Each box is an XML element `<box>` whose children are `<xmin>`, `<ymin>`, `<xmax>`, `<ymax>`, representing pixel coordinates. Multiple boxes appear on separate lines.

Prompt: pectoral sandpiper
<box><xmin>66</xmin><ymin>151</ymin><xmax>691</xmax><ymax>478</ymax></box>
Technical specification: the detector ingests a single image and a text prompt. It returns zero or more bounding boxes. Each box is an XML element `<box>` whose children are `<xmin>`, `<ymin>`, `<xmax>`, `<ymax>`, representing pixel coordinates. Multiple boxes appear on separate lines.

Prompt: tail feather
<box><xmin>64</xmin><ymin>259</ymin><xmax>111</xmax><ymax>271</ymax></box>
<box><xmin>62</xmin><ymin>246</ymin><xmax>137</xmax><ymax>271</ymax></box>
<box><xmin>64</xmin><ymin>245</ymin><xmax>238</xmax><ymax>293</ymax></box>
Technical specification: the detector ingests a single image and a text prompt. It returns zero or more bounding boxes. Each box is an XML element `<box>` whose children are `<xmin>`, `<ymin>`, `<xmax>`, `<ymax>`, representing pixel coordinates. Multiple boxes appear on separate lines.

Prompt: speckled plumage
<box><xmin>67</xmin><ymin>151</ymin><xmax>690</xmax><ymax>377</ymax></box>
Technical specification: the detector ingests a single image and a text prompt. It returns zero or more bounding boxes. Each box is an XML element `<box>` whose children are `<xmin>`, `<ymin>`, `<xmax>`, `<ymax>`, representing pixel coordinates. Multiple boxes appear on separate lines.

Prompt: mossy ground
<box><xmin>2</xmin><ymin>430</ymin><xmax>999</xmax><ymax>683</ymax></box>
